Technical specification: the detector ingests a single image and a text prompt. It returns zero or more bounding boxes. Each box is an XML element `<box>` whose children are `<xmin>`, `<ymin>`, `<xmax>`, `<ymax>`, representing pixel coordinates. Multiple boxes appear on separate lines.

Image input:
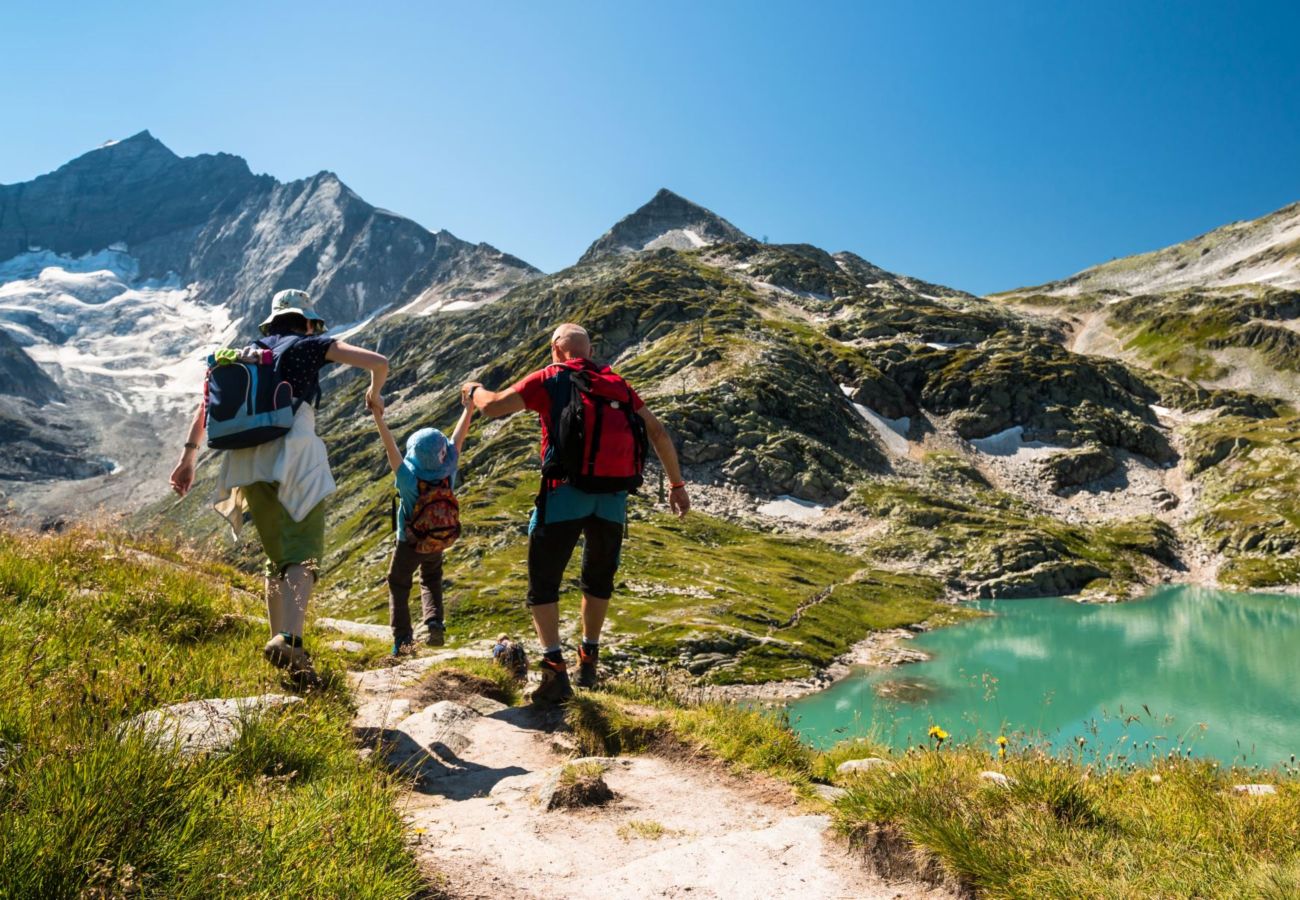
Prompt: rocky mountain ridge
<box><xmin>1002</xmin><ymin>199</ymin><xmax>1300</xmax><ymax>298</ymax></box>
<box><xmin>579</xmin><ymin>188</ymin><xmax>749</xmax><ymax>263</ymax></box>
<box><xmin>0</xmin><ymin>132</ymin><xmax>539</xmax><ymax>514</ymax></box>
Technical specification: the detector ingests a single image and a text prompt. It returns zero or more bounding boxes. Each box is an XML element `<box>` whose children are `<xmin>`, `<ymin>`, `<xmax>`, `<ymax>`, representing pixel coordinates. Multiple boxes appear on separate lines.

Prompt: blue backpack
<box><xmin>204</xmin><ymin>336</ymin><xmax>316</xmax><ymax>450</ymax></box>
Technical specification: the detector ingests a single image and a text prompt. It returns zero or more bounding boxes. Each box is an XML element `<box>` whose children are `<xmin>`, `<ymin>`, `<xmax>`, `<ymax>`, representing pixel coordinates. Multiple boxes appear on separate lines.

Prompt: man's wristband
<box><xmin>184</xmin><ymin>442</ymin><xmax>199</xmax><ymax>451</ymax></box>
<box><xmin>468</xmin><ymin>386</ymin><xmax>479</xmax><ymax>404</ymax></box>
<box><xmin>669</xmin><ymin>481</ymin><xmax>687</xmax><ymax>490</ymax></box>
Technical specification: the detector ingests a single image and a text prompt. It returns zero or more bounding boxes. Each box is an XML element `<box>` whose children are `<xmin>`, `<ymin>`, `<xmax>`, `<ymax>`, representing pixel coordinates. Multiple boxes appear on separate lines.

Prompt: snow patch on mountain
<box><xmin>840</xmin><ymin>385</ymin><xmax>910</xmax><ymax>457</ymax></box>
<box><xmin>0</xmin><ymin>250</ymin><xmax>233</xmax><ymax>415</ymax></box>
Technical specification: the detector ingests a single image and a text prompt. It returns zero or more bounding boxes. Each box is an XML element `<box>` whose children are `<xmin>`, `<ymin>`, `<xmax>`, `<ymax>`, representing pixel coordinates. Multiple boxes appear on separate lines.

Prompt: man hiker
<box><xmin>461</xmin><ymin>323</ymin><xmax>690</xmax><ymax>703</ymax></box>
<box><xmin>169</xmin><ymin>289</ymin><xmax>390</xmax><ymax>687</ymax></box>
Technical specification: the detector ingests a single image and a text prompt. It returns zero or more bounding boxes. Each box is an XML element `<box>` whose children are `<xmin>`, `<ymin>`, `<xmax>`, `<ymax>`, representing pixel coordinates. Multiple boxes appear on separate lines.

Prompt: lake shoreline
<box><xmin>704</xmin><ymin>572</ymin><xmax>1300</xmax><ymax>707</ymax></box>
<box><xmin>701</xmin><ymin>626</ymin><xmax>933</xmax><ymax>704</ymax></box>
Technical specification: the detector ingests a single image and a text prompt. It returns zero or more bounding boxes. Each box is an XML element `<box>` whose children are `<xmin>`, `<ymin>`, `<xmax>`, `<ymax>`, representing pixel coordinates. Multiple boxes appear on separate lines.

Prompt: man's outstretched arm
<box><xmin>638</xmin><ymin>407</ymin><xmax>690</xmax><ymax>517</ymax></box>
<box><xmin>462</xmin><ymin>382</ymin><xmax>526</xmax><ymax>418</ymax></box>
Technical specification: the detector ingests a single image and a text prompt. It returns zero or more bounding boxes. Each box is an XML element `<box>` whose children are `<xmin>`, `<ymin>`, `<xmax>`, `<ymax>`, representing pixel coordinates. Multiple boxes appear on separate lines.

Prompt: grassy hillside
<box><xmin>146</xmin><ymin>239</ymin><xmax>1300</xmax><ymax>688</ymax></box>
<box><xmin>0</xmin><ymin>527</ymin><xmax>421</xmax><ymax>899</ymax></box>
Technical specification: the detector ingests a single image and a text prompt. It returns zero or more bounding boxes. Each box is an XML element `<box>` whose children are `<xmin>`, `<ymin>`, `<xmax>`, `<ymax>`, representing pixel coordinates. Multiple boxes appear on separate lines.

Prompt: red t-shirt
<box><xmin>512</xmin><ymin>358</ymin><xmax>645</xmax><ymax>469</ymax></box>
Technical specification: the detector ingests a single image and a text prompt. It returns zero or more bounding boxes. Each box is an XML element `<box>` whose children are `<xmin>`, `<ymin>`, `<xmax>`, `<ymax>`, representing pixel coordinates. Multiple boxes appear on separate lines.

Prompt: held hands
<box><xmin>365</xmin><ymin>386</ymin><xmax>384</xmax><ymax>417</ymax></box>
<box><xmin>460</xmin><ymin>382</ymin><xmax>483</xmax><ymax>410</ymax></box>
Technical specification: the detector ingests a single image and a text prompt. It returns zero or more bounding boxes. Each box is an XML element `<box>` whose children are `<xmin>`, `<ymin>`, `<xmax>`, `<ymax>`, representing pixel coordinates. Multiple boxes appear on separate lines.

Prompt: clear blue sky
<box><xmin>4</xmin><ymin>1</ymin><xmax>1298</xmax><ymax>294</ymax></box>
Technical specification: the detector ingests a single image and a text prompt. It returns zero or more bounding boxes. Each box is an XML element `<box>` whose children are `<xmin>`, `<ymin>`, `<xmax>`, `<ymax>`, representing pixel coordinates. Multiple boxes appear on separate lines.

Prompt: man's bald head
<box><xmin>551</xmin><ymin>323</ymin><xmax>592</xmax><ymax>362</ymax></box>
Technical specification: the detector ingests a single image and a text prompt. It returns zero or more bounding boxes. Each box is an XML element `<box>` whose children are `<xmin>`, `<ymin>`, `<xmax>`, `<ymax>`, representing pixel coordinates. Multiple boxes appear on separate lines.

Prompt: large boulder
<box><xmin>123</xmin><ymin>694</ymin><xmax>301</xmax><ymax>756</ymax></box>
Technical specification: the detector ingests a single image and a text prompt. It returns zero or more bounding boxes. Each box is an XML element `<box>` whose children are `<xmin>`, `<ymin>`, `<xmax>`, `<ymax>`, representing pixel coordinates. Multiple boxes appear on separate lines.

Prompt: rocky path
<box><xmin>346</xmin><ymin>642</ymin><xmax>949</xmax><ymax>900</ymax></box>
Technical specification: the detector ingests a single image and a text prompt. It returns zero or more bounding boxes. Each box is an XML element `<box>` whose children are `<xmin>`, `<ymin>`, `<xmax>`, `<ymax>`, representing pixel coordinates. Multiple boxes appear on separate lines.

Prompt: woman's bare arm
<box><xmin>169</xmin><ymin>400</ymin><xmax>206</xmax><ymax>496</ymax></box>
<box><xmin>325</xmin><ymin>341</ymin><xmax>389</xmax><ymax>413</ymax></box>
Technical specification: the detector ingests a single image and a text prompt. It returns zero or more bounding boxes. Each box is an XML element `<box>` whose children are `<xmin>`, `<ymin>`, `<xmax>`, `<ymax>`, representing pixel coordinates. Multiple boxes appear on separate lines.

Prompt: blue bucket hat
<box><xmin>404</xmin><ymin>427</ymin><xmax>458</xmax><ymax>485</ymax></box>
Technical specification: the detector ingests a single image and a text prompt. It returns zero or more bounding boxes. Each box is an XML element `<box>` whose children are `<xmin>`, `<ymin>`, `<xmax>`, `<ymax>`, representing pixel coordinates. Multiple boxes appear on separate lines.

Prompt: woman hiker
<box><xmin>168</xmin><ymin>289</ymin><xmax>389</xmax><ymax>686</ymax></box>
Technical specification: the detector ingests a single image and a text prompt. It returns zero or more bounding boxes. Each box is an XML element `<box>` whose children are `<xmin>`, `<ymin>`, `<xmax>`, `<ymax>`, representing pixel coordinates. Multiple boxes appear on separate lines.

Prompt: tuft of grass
<box><xmin>617</xmin><ymin>819</ymin><xmax>669</xmax><ymax>841</ymax></box>
<box><xmin>669</xmin><ymin>704</ymin><xmax>814</xmax><ymax>786</ymax></box>
<box><xmin>559</xmin><ymin>760</ymin><xmax>608</xmax><ymax>784</ymax></box>
<box><xmin>565</xmin><ymin>693</ymin><xmax>667</xmax><ymax>757</ymax></box>
<box><xmin>832</xmin><ymin>749</ymin><xmax>1300</xmax><ymax>898</ymax></box>
<box><xmin>0</xmin><ymin>527</ymin><xmax>422</xmax><ymax>899</ymax></box>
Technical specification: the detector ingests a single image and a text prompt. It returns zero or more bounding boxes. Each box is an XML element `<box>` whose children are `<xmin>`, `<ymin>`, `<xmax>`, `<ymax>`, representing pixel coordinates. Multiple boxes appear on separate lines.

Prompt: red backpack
<box><xmin>542</xmin><ymin>360</ymin><xmax>649</xmax><ymax>493</ymax></box>
<box><xmin>407</xmin><ymin>478</ymin><xmax>461</xmax><ymax>553</ymax></box>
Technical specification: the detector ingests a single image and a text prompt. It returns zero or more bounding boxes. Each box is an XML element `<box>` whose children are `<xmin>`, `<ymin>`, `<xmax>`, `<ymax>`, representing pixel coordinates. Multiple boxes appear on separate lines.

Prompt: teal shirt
<box><xmin>529</xmin><ymin>484</ymin><xmax>628</xmax><ymax>533</ymax></box>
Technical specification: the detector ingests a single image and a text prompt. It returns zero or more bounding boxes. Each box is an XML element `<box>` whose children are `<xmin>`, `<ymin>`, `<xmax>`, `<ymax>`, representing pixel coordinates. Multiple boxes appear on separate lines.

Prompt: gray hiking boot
<box><xmin>265</xmin><ymin>634</ymin><xmax>319</xmax><ymax>689</ymax></box>
<box><xmin>263</xmin><ymin>634</ymin><xmax>293</xmax><ymax>669</ymax></box>
<box><xmin>425</xmin><ymin>619</ymin><xmax>446</xmax><ymax>647</ymax></box>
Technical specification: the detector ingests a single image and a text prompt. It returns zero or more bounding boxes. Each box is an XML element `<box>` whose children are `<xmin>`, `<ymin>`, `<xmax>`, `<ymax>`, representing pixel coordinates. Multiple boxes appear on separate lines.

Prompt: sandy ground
<box><xmin>348</xmin><ymin>645</ymin><xmax>949</xmax><ymax>900</ymax></box>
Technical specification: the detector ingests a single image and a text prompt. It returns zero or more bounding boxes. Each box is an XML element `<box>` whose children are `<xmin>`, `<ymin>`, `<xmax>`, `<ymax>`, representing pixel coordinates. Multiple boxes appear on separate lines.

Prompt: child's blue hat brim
<box><xmin>404</xmin><ymin>427</ymin><xmax>458</xmax><ymax>484</ymax></box>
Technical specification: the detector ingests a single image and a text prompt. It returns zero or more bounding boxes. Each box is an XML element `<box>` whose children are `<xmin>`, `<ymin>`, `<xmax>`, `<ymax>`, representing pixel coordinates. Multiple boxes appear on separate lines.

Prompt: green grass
<box><xmin>0</xmin><ymin>528</ymin><xmax>422</xmax><ymax>899</ymax></box>
<box><xmin>565</xmin><ymin>687</ymin><xmax>1300</xmax><ymax>899</ymax></box>
<box><xmin>833</xmin><ymin>750</ymin><xmax>1300</xmax><ymax>898</ymax></box>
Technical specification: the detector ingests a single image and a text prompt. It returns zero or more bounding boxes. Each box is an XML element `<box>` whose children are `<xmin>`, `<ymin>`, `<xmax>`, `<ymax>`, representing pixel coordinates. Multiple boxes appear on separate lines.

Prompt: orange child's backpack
<box><xmin>407</xmin><ymin>478</ymin><xmax>461</xmax><ymax>553</ymax></box>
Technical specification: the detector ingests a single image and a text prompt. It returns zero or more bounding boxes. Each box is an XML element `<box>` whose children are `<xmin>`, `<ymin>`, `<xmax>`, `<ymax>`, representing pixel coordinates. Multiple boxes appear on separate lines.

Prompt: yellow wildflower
<box><xmin>927</xmin><ymin>725</ymin><xmax>949</xmax><ymax>745</ymax></box>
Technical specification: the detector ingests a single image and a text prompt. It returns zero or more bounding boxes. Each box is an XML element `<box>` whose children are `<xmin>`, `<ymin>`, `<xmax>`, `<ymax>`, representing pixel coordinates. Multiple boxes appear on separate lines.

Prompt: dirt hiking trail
<box><xmin>345</xmin><ymin>645</ymin><xmax>950</xmax><ymax>900</ymax></box>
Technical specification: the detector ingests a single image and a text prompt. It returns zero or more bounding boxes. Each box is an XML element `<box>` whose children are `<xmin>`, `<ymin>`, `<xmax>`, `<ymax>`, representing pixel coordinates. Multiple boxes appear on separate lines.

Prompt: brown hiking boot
<box><xmin>531</xmin><ymin>657</ymin><xmax>574</xmax><ymax>706</ymax></box>
<box><xmin>576</xmin><ymin>644</ymin><xmax>599</xmax><ymax>689</ymax></box>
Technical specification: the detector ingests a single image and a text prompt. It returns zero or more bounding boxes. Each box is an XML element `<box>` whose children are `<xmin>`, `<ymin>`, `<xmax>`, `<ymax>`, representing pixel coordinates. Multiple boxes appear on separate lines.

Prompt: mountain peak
<box><xmin>579</xmin><ymin>188</ymin><xmax>750</xmax><ymax>264</ymax></box>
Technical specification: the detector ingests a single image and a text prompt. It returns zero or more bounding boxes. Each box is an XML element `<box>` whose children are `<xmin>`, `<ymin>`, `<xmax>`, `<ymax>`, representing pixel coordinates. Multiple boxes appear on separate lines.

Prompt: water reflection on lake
<box><xmin>787</xmin><ymin>586</ymin><xmax>1300</xmax><ymax>768</ymax></box>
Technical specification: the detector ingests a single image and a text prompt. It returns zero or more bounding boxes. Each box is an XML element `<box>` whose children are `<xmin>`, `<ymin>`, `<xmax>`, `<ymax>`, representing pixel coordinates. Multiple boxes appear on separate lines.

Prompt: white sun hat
<box><xmin>259</xmin><ymin>289</ymin><xmax>328</xmax><ymax>335</ymax></box>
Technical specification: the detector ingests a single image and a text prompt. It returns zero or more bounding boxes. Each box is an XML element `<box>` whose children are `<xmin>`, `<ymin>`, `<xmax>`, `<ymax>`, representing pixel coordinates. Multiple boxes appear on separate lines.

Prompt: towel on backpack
<box><xmin>213</xmin><ymin>403</ymin><xmax>336</xmax><ymax>538</ymax></box>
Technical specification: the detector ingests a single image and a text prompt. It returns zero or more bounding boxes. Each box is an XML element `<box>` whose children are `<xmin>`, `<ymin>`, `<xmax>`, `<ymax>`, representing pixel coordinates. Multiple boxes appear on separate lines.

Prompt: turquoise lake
<box><xmin>787</xmin><ymin>586</ymin><xmax>1300</xmax><ymax>768</ymax></box>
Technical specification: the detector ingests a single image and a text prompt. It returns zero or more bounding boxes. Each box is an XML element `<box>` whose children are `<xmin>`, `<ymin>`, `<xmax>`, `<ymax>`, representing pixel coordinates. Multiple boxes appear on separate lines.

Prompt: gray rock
<box><xmin>836</xmin><ymin>757</ymin><xmax>889</xmax><ymax>775</ymax></box>
<box><xmin>978</xmin><ymin>770</ymin><xmax>1014</xmax><ymax>788</ymax></box>
<box><xmin>316</xmin><ymin>618</ymin><xmax>391</xmax><ymax>641</ymax></box>
<box><xmin>326</xmin><ymin>639</ymin><xmax>366</xmax><ymax>653</ymax></box>
<box><xmin>812</xmin><ymin>783</ymin><xmax>849</xmax><ymax>803</ymax></box>
<box><xmin>124</xmin><ymin>694</ymin><xmax>301</xmax><ymax>756</ymax></box>
<box><xmin>1232</xmin><ymin>783</ymin><xmax>1277</xmax><ymax>796</ymax></box>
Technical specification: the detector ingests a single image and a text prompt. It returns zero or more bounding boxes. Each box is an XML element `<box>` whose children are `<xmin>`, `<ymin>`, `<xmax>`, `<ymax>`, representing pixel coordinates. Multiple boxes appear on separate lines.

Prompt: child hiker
<box><xmin>372</xmin><ymin>392</ymin><xmax>474</xmax><ymax>655</ymax></box>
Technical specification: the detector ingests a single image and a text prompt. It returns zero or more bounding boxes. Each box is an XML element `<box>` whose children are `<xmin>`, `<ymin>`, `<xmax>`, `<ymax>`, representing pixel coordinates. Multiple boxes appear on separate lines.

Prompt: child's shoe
<box><xmin>425</xmin><ymin>618</ymin><xmax>446</xmax><ymax>647</ymax></box>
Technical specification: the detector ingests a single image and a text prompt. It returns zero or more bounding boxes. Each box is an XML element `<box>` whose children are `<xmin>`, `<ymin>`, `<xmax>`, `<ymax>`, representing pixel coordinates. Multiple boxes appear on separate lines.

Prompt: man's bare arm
<box><xmin>638</xmin><ymin>406</ymin><xmax>690</xmax><ymax>517</ymax></box>
<box><xmin>464</xmin><ymin>382</ymin><xmax>526</xmax><ymax>418</ymax></box>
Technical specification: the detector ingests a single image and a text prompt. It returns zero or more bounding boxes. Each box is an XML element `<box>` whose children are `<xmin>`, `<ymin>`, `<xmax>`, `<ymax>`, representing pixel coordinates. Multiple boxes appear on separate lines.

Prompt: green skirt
<box><xmin>241</xmin><ymin>481</ymin><xmax>326</xmax><ymax>576</ymax></box>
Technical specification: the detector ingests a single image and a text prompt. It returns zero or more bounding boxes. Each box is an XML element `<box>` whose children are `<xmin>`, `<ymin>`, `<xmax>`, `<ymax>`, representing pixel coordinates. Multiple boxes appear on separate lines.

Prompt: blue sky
<box><xmin>4</xmin><ymin>1</ymin><xmax>1298</xmax><ymax>293</ymax></box>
